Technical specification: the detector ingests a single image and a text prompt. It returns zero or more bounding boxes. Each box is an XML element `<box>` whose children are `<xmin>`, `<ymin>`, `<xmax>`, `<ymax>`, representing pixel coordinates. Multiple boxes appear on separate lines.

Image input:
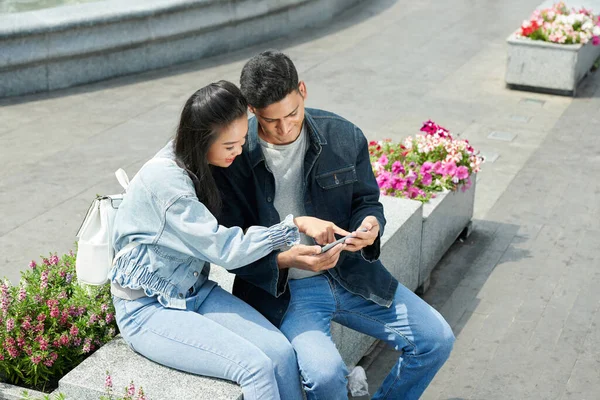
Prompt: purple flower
<box><xmin>420</xmin><ymin>162</ymin><xmax>434</xmax><ymax>174</ymax></box>
<box><xmin>421</xmin><ymin>173</ymin><xmax>433</xmax><ymax>186</ymax></box>
<box><xmin>391</xmin><ymin>161</ymin><xmax>404</xmax><ymax>175</ymax></box>
<box><xmin>456</xmin><ymin>166</ymin><xmax>469</xmax><ymax>180</ymax></box>
<box><xmin>406</xmin><ymin>171</ymin><xmax>417</xmax><ymax>186</ymax></box>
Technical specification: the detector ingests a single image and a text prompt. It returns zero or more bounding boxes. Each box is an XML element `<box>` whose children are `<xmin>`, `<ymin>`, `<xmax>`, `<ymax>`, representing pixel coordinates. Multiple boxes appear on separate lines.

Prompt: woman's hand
<box><xmin>293</xmin><ymin>216</ymin><xmax>351</xmax><ymax>245</ymax></box>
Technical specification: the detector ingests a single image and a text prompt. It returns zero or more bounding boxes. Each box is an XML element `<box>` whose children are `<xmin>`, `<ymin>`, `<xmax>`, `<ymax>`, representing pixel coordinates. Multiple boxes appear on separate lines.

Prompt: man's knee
<box><xmin>269</xmin><ymin>335</ymin><xmax>298</xmax><ymax>367</ymax></box>
<box><xmin>301</xmin><ymin>358</ymin><xmax>348</xmax><ymax>399</ymax></box>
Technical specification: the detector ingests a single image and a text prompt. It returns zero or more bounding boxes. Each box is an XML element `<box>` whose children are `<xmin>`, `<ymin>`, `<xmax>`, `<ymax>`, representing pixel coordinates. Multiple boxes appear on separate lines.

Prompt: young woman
<box><xmin>109</xmin><ymin>81</ymin><xmax>347</xmax><ymax>400</ymax></box>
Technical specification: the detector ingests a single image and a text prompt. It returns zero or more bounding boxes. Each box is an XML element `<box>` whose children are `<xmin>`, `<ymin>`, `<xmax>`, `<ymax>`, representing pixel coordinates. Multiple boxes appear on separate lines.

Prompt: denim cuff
<box><xmin>268</xmin><ymin>214</ymin><xmax>300</xmax><ymax>249</ymax></box>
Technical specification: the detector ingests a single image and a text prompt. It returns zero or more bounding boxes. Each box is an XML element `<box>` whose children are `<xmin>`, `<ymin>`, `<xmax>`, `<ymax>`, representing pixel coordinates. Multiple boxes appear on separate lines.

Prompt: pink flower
<box><xmin>593</xmin><ymin>36</ymin><xmax>600</xmax><ymax>45</ymax></box>
<box><xmin>37</xmin><ymin>313</ymin><xmax>46</xmax><ymax>322</ymax></box>
<box><xmin>105</xmin><ymin>313</ymin><xmax>115</xmax><ymax>324</ymax></box>
<box><xmin>456</xmin><ymin>166</ymin><xmax>469</xmax><ymax>180</ymax></box>
<box><xmin>421</xmin><ymin>173</ymin><xmax>433</xmax><ymax>186</ymax></box>
<box><xmin>50</xmin><ymin>307</ymin><xmax>60</xmax><ymax>318</ymax></box>
<box><xmin>137</xmin><ymin>388</ymin><xmax>147</xmax><ymax>400</ymax></box>
<box><xmin>49</xmin><ymin>255</ymin><xmax>59</xmax><ymax>265</ymax></box>
<box><xmin>6</xmin><ymin>318</ymin><xmax>14</xmax><ymax>332</ymax></box>
<box><xmin>127</xmin><ymin>381</ymin><xmax>136</xmax><ymax>396</ymax></box>
<box><xmin>43</xmin><ymin>358</ymin><xmax>55</xmax><ymax>367</ymax></box>
<box><xmin>105</xmin><ymin>374</ymin><xmax>113</xmax><ymax>389</ymax></box>
<box><xmin>18</xmin><ymin>287</ymin><xmax>26</xmax><ymax>301</ymax></box>
<box><xmin>432</xmin><ymin>161</ymin><xmax>443</xmax><ymax>175</ymax></box>
<box><xmin>443</xmin><ymin>162</ymin><xmax>457</xmax><ymax>177</ymax></box>
<box><xmin>28</xmin><ymin>260</ymin><xmax>37</xmax><ymax>269</ymax></box>
<box><xmin>391</xmin><ymin>161</ymin><xmax>404</xmax><ymax>175</ymax></box>
<box><xmin>31</xmin><ymin>355</ymin><xmax>42</xmax><ymax>365</ymax></box>
<box><xmin>377</xmin><ymin>154</ymin><xmax>389</xmax><ymax>166</ymax></box>
<box><xmin>70</xmin><ymin>325</ymin><xmax>79</xmax><ymax>336</ymax></box>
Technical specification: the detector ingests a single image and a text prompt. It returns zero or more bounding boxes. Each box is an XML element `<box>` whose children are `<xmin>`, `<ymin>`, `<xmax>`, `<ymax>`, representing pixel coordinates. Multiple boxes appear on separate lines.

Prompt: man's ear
<box><xmin>298</xmin><ymin>81</ymin><xmax>307</xmax><ymax>99</ymax></box>
<box><xmin>248</xmin><ymin>105</ymin><xmax>256</xmax><ymax>115</ymax></box>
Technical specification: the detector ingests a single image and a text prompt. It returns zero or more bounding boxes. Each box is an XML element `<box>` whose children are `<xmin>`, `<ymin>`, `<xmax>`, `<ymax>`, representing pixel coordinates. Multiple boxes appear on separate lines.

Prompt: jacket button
<box><xmin>193</xmin><ymin>271</ymin><xmax>199</xmax><ymax>277</ymax></box>
<box><xmin>178</xmin><ymin>293</ymin><xmax>184</xmax><ymax>299</ymax></box>
<box><xmin>267</xmin><ymin>197</ymin><xmax>272</xmax><ymax>202</ymax></box>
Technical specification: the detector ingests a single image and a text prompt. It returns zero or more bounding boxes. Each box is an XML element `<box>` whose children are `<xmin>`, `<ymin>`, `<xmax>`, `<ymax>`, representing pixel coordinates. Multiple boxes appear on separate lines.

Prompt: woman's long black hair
<box><xmin>173</xmin><ymin>80</ymin><xmax>247</xmax><ymax>216</ymax></box>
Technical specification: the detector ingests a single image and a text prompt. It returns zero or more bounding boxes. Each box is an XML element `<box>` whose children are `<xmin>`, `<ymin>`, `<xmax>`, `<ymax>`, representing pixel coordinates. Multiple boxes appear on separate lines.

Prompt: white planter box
<box><xmin>505</xmin><ymin>33</ymin><xmax>600</xmax><ymax>95</ymax></box>
<box><xmin>0</xmin><ymin>382</ymin><xmax>55</xmax><ymax>400</ymax></box>
<box><xmin>418</xmin><ymin>177</ymin><xmax>476</xmax><ymax>291</ymax></box>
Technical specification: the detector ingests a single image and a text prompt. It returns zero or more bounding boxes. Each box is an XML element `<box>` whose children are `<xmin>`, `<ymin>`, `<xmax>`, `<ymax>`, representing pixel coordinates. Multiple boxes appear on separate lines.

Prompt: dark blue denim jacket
<box><xmin>213</xmin><ymin>108</ymin><xmax>398</xmax><ymax>327</ymax></box>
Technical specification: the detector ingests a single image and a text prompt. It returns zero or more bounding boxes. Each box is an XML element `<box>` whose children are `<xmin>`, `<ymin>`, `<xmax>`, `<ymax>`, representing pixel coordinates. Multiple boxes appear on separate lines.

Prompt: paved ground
<box><xmin>1</xmin><ymin>0</ymin><xmax>599</xmax><ymax>399</ymax></box>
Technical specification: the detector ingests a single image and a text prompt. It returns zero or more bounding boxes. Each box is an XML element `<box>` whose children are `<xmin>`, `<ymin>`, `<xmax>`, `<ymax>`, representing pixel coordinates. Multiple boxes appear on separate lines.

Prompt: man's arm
<box><xmin>344</xmin><ymin>127</ymin><xmax>386</xmax><ymax>261</ymax></box>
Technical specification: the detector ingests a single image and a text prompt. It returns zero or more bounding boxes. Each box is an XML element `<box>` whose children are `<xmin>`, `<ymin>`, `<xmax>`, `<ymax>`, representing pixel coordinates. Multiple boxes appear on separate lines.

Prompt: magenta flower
<box><xmin>376</xmin><ymin>172</ymin><xmax>392</xmax><ymax>189</ymax></box>
<box><xmin>391</xmin><ymin>161</ymin><xmax>404</xmax><ymax>175</ymax></box>
<box><xmin>456</xmin><ymin>165</ymin><xmax>469</xmax><ymax>180</ymax></box>
<box><xmin>377</xmin><ymin>154</ymin><xmax>389</xmax><ymax>166</ymax></box>
<box><xmin>391</xmin><ymin>177</ymin><xmax>407</xmax><ymax>191</ymax></box>
<box><xmin>594</xmin><ymin>36</ymin><xmax>600</xmax><ymax>45</ymax></box>
<box><xmin>421</xmin><ymin>173</ymin><xmax>433</xmax><ymax>186</ymax></box>
<box><xmin>407</xmin><ymin>187</ymin><xmax>420</xmax><ymax>199</ymax></box>
<box><xmin>420</xmin><ymin>162</ymin><xmax>434</xmax><ymax>174</ymax></box>
<box><xmin>432</xmin><ymin>161</ymin><xmax>443</xmax><ymax>174</ymax></box>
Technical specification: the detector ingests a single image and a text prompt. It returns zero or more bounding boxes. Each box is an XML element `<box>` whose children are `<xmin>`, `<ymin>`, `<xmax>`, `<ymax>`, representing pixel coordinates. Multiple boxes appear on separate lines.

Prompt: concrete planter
<box><xmin>0</xmin><ymin>382</ymin><xmax>56</xmax><ymax>400</ymax></box>
<box><xmin>505</xmin><ymin>33</ymin><xmax>600</xmax><ymax>96</ymax></box>
<box><xmin>418</xmin><ymin>176</ymin><xmax>476</xmax><ymax>292</ymax></box>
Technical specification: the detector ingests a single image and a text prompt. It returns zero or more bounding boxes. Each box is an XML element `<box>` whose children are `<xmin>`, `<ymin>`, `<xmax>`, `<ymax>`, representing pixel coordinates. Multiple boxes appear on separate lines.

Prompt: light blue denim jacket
<box><xmin>109</xmin><ymin>142</ymin><xmax>300</xmax><ymax>309</ymax></box>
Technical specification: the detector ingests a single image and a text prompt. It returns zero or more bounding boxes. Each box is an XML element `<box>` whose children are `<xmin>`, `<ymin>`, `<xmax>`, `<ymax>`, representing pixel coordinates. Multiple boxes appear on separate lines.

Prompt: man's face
<box><xmin>251</xmin><ymin>81</ymin><xmax>307</xmax><ymax>145</ymax></box>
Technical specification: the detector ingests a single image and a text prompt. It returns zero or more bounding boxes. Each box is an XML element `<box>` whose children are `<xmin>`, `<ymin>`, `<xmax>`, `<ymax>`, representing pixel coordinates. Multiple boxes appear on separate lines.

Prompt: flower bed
<box><xmin>516</xmin><ymin>2</ymin><xmax>600</xmax><ymax>45</ymax></box>
<box><xmin>369</xmin><ymin>120</ymin><xmax>483</xmax><ymax>202</ymax></box>
<box><xmin>0</xmin><ymin>252</ymin><xmax>118</xmax><ymax>393</ymax></box>
<box><xmin>506</xmin><ymin>2</ymin><xmax>600</xmax><ymax>95</ymax></box>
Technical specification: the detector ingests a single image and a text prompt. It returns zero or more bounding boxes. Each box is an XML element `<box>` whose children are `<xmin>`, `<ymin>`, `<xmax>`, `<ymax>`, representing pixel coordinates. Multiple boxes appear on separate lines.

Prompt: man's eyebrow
<box><xmin>264</xmin><ymin>106</ymin><xmax>299</xmax><ymax>121</ymax></box>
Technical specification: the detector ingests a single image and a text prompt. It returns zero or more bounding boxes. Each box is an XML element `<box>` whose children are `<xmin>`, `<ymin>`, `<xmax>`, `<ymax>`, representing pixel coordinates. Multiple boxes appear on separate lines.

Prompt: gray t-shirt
<box><xmin>259</xmin><ymin>125</ymin><xmax>322</xmax><ymax>280</ymax></box>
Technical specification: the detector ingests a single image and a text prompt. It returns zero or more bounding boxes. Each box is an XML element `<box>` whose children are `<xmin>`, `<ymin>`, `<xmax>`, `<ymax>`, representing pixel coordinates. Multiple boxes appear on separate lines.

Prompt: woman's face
<box><xmin>207</xmin><ymin>116</ymin><xmax>248</xmax><ymax>167</ymax></box>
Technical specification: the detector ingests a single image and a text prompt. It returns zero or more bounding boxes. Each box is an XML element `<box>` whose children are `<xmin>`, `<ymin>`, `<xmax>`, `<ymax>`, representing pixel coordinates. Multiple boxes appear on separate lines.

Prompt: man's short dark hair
<box><xmin>240</xmin><ymin>50</ymin><xmax>299</xmax><ymax>109</ymax></box>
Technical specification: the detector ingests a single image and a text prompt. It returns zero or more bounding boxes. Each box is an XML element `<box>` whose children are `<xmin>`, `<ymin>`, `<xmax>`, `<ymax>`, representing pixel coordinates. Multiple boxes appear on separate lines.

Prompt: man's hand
<box><xmin>294</xmin><ymin>216</ymin><xmax>351</xmax><ymax>245</ymax></box>
<box><xmin>344</xmin><ymin>216</ymin><xmax>380</xmax><ymax>252</ymax></box>
<box><xmin>277</xmin><ymin>243</ymin><xmax>345</xmax><ymax>271</ymax></box>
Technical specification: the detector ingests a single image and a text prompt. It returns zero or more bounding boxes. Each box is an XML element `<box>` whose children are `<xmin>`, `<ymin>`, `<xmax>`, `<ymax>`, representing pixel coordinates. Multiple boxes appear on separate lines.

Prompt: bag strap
<box><xmin>112</xmin><ymin>242</ymin><xmax>140</xmax><ymax>266</ymax></box>
<box><xmin>115</xmin><ymin>168</ymin><xmax>130</xmax><ymax>191</ymax></box>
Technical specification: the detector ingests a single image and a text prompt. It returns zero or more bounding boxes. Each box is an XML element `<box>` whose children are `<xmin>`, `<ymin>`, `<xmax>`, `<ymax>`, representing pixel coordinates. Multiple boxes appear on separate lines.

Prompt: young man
<box><xmin>213</xmin><ymin>50</ymin><xmax>455</xmax><ymax>400</ymax></box>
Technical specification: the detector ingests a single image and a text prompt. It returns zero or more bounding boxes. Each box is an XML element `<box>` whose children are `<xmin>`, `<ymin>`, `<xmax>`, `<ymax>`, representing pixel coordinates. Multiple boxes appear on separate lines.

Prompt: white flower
<box><xmin>583</xmin><ymin>20</ymin><xmax>594</xmax><ymax>31</ymax></box>
<box><xmin>594</xmin><ymin>25</ymin><xmax>600</xmax><ymax>36</ymax></box>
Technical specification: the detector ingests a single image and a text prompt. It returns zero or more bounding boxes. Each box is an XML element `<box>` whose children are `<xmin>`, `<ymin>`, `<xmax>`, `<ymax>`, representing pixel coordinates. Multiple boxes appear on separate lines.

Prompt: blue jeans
<box><xmin>113</xmin><ymin>284</ymin><xmax>304</xmax><ymax>400</ymax></box>
<box><xmin>280</xmin><ymin>274</ymin><xmax>455</xmax><ymax>400</ymax></box>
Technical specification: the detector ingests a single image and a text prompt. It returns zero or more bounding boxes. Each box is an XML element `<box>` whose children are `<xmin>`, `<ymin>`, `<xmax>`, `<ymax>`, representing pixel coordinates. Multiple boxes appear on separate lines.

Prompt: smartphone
<box><xmin>321</xmin><ymin>228</ymin><xmax>368</xmax><ymax>253</ymax></box>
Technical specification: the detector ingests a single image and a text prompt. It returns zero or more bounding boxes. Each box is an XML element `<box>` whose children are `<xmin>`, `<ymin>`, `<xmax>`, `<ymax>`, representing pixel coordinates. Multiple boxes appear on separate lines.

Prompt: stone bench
<box><xmin>56</xmin><ymin>196</ymin><xmax>423</xmax><ymax>400</ymax></box>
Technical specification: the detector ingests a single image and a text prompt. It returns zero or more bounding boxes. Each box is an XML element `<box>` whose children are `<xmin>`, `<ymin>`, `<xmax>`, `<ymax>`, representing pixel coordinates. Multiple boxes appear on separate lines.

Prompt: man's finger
<box><xmin>333</xmin><ymin>226</ymin><xmax>352</xmax><ymax>237</ymax></box>
<box><xmin>326</xmin><ymin>226</ymin><xmax>335</xmax><ymax>244</ymax></box>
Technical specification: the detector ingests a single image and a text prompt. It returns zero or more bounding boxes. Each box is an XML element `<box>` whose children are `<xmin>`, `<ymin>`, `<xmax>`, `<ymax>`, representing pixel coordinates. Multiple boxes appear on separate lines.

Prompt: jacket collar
<box><xmin>246</xmin><ymin>109</ymin><xmax>327</xmax><ymax>169</ymax></box>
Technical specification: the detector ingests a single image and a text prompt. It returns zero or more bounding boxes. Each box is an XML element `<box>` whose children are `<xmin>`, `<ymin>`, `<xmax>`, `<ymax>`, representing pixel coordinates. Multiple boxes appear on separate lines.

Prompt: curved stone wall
<box><xmin>0</xmin><ymin>0</ymin><xmax>363</xmax><ymax>97</ymax></box>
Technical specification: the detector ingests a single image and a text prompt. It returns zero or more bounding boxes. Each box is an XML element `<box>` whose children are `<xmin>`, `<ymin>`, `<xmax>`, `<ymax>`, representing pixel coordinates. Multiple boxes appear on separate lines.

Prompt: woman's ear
<box><xmin>248</xmin><ymin>105</ymin><xmax>256</xmax><ymax>115</ymax></box>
